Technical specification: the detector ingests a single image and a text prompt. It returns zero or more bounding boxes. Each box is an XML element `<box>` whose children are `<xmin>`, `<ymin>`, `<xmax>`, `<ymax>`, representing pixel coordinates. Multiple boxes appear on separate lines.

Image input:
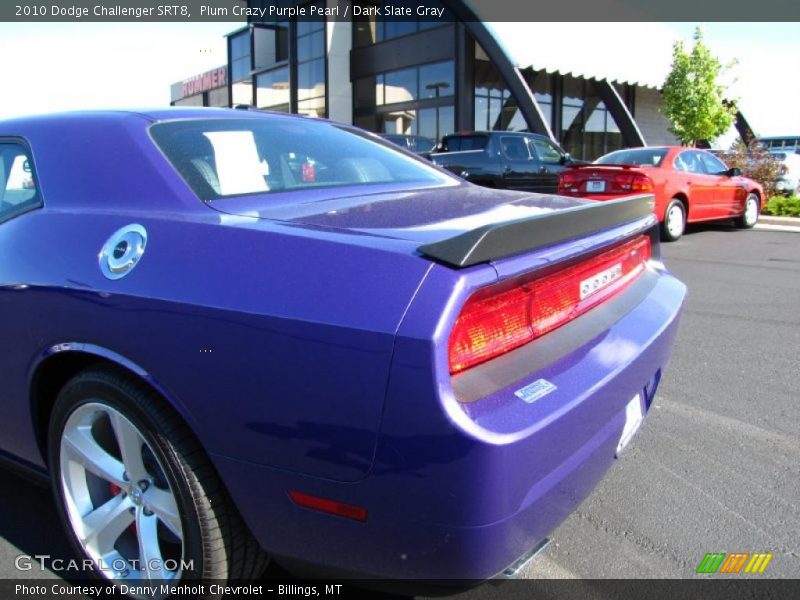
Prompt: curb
<box><xmin>759</xmin><ymin>215</ymin><xmax>800</xmax><ymax>226</ymax></box>
<box><xmin>755</xmin><ymin>223</ymin><xmax>800</xmax><ymax>233</ymax></box>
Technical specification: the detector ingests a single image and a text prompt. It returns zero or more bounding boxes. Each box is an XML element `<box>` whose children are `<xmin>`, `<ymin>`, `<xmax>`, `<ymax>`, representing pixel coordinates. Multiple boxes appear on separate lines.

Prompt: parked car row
<box><xmin>386</xmin><ymin>128</ymin><xmax>765</xmax><ymax>242</ymax></box>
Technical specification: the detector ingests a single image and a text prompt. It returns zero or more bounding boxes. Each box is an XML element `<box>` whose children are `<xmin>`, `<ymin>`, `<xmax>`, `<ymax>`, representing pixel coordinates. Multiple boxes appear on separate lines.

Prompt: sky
<box><xmin>0</xmin><ymin>21</ymin><xmax>797</xmax><ymax>143</ymax></box>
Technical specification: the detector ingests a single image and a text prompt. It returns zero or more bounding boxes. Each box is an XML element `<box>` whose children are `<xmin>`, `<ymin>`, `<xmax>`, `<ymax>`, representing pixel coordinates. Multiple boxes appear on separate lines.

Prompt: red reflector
<box><xmin>449</xmin><ymin>236</ymin><xmax>651</xmax><ymax>374</ymax></box>
<box><xmin>289</xmin><ymin>490</ymin><xmax>367</xmax><ymax>522</ymax></box>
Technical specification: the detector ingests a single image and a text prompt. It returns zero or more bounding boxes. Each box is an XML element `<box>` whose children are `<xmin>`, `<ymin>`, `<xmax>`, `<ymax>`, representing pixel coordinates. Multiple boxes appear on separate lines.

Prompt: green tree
<box><xmin>661</xmin><ymin>28</ymin><xmax>736</xmax><ymax>146</ymax></box>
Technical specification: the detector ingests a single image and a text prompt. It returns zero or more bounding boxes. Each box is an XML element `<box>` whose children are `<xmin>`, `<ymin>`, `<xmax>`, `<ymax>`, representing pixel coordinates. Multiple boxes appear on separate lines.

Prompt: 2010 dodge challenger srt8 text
<box><xmin>0</xmin><ymin>109</ymin><xmax>686</xmax><ymax>591</ymax></box>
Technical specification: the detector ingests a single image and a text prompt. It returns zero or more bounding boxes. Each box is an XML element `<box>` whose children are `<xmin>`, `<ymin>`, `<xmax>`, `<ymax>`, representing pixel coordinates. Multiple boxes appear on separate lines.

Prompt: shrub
<box><xmin>763</xmin><ymin>196</ymin><xmax>800</xmax><ymax>217</ymax></box>
<box><xmin>718</xmin><ymin>139</ymin><xmax>783</xmax><ymax>199</ymax></box>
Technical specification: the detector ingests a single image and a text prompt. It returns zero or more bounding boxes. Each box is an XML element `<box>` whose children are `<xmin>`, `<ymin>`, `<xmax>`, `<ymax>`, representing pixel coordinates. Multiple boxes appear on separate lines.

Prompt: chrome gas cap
<box><xmin>99</xmin><ymin>224</ymin><xmax>147</xmax><ymax>280</ymax></box>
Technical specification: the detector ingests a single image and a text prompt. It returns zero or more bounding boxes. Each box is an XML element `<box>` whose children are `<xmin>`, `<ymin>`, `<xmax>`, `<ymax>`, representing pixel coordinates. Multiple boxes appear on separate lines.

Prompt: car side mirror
<box><xmin>726</xmin><ymin>167</ymin><xmax>742</xmax><ymax>177</ymax></box>
<box><xmin>559</xmin><ymin>153</ymin><xmax>572</xmax><ymax>165</ymax></box>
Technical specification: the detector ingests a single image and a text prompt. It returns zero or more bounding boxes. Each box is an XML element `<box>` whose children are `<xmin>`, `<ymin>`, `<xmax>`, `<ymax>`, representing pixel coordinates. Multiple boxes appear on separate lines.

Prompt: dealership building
<box><xmin>170</xmin><ymin>1</ymin><xmax>700</xmax><ymax>160</ymax></box>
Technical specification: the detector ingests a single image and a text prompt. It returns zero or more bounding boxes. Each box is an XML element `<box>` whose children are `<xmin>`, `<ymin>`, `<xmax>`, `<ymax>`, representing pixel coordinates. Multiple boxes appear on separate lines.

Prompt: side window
<box><xmin>699</xmin><ymin>152</ymin><xmax>727</xmax><ymax>175</ymax></box>
<box><xmin>529</xmin><ymin>138</ymin><xmax>563</xmax><ymax>164</ymax></box>
<box><xmin>500</xmin><ymin>136</ymin><xmax>532</xmax><ymax>161</ymax></box>
<box><xmin>0</xmin><ymin>142</ymin><xmax>41</xmax><ymax>222</ymax></box>
<box><xmin>674</xmin><ymin>151</ymin><xmax>704</xmax><ymax>174</ymax></box>
<box><xmin>441</xmin><ymin>135</ymin><xmax>487</xmax><ymax>152</ymax></box>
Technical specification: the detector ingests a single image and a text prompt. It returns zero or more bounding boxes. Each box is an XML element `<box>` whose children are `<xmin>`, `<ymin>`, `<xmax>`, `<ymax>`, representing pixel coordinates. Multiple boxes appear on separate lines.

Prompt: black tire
<box><xmin>735</xmin><ymin>192</ymin><xmax>760</xmax><ymax>229</ymax></box>
<box><xmin>48</xmin><ymin>366</ymin><xmax>268</xmax><ymax>591</ymax></box>
<box><xmin>661</xmin><ymin>198</ymin><xmax>686</xmax><ymax>242</ymax></box>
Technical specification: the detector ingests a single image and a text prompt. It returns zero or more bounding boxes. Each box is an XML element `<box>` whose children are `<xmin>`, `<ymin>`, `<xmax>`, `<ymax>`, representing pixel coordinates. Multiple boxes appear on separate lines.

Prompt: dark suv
<box><xmin>430</xmin><ymin>131</ymin><xmax>576</xmax><ymax>193</ymax></box>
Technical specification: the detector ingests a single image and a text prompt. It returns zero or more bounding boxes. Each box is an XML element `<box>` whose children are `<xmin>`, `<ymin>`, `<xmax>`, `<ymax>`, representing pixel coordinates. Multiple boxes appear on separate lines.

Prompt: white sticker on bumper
<box><xmin>514</xmin><ymin>379</ymin><xmax>557</xmax><ymax>404</ymax></box>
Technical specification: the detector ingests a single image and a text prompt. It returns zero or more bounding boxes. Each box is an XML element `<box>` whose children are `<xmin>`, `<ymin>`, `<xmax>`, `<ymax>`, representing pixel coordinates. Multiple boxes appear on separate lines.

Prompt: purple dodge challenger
<box><xmin>0</xmin><ymin>109</ymin><xmax>685</xmax><ymax>588</ymax></box>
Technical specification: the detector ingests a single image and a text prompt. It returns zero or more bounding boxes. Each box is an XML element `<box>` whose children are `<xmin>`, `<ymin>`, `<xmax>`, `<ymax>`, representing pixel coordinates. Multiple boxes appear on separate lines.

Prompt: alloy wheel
<box><xmin>59</xmin><ymin>402</ymin><xmax>183</xmax><ymax>584</ymax></box>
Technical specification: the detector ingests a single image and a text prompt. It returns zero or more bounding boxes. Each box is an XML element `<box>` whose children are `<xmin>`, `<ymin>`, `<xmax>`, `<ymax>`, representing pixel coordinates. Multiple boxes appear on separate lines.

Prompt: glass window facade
<box><xmin>353</xmin><ymin>2</ymin><xmax>452</xmax><ymax>47</ymax></box>
<box><xmin>560</xmin><ymin>76</ymin><xmax>623</xmax><ymax>160</ymax></box>
<box><xmin>526</xmin><ymin>70</ymin><xmax>553</xmax><ymax>130</ymax></box>
<box><xmin>253</xmin><ymin>25</ymin><xmax>288</xmax><ymax>70</ymax></box>
<box><xmin>229</xmin><ymin>3</ymin><xmax>644</xmax><ymax>159</ymax></box>
<box><xmin>354</xmin><ymin>61</ymin><xmax>455</xmax><ymax>141</ymax></box>
<box><xmin>230</xmin><ymin>31</ymin><xmax>251</xmax><ymax>82</ymax></box>
<box><xmin>256</xmin><ymin>66</ymin><xmax>290</xmax><ymax>111</ymax></box>
<box><xmin>233</xmin><ymin>4</ymin><xmax>327</xmax><ymax>116</ymax></box>
<box><xmin>472</xmin><ymin>62</ymin><xmax>629</xmax><ymax>159</ymax></box>
<box><xmin>230</xmin><ymin>30</ymin><xmax>253</xmax><ymax>106</ymax></box>
<box><xmin>474</xmin><ymin>42</ymin><xmax>526</xmax><ymax>131</ymax></box>
<box><xmin>384</xmin><ymin>68</ymin><xmax>417</xmax><ymax>104</ymax></box>
<box><xmin>296</xmin><ymin>2</ymin><xmax>326</xmax><ymax>118</ymax></box>
<box><xmin>420</xmin><ymin>62</ymin><xmax>453</xmax><ymax>100</ymax></box>
<box><xmin>418</xmin><ymin>105</ymin><xmax>454</xmax><ymax>141</ymax></box>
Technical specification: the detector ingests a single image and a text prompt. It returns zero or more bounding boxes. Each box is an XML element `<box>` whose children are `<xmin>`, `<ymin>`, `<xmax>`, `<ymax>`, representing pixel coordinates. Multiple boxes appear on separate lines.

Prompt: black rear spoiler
<box><xmin>417</xmin><ymin>194</ymin><xmax>655</xmax><ymax>268</ymax></box>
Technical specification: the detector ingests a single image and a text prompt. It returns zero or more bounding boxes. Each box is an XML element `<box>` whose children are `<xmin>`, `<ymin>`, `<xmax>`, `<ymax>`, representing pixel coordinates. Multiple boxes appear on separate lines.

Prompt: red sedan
<box><xmin>558</xmin><ymin>146</ymin><xmax>763</xmax><ymax>241</ymax></box>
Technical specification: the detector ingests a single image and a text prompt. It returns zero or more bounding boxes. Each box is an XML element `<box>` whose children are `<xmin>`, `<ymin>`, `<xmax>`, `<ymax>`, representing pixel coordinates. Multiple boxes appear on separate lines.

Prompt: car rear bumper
<box><xmin>211</xmin><ymin>268</ymin><xmax>686</xmax><ymax>581</ymax></box>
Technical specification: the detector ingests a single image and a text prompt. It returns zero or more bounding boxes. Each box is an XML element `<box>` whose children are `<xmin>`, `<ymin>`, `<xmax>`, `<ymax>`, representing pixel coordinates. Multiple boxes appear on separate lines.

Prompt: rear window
<box><xmin>596</xmin><ymin>148</ymin><xmax>668</xmax><ymax>167</ymax></box>
<box><xmin>380</xmin><ymin>135</ymin><xmax>434</xmax><ymax>153</ymax></box>
<box><xmin>441</xmin><ymin>135</ymin><xmax>488</xmax><ymax>152</ymax></box>
<box><xmin>150</xmin><ymin>118</ymin><xmax>448</xmax><ymax>201</ymax></box>
<box><xmin>408</xmin><ymin>136</ymin><xmax>435</xmax><ymax>153</ymax></box>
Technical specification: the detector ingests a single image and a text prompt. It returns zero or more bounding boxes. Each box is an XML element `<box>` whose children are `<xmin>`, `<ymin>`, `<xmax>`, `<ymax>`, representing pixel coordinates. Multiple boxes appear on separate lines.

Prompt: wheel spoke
<box><xmin>62</xmin><ymin>426</ymin><xmax>126</xmax><ymax>487</ymax></box>
<box><xmin>136</xmin><ymin>510</ymin><xmax>164</xmax><ymax>582</ymax></box>
<box><xmin>146</xmin><ymin>488</ymin><xmax>182</xmax><ymax>539</ymax></box>
<box><xmin>81</xmin><ymin>494</ymin><xmax>134</xmax><ymax>555</ymax></box>
<box><xmin>109</xmin><ymin>411</ymin><xmax>148</xmax><ymax>482</ymax></box>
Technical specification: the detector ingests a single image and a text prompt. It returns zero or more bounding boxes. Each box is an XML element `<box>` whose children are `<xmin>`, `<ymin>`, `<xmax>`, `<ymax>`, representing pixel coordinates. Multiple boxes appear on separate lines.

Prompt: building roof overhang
<box><xmin>482</xmin><ymin>22</ymin><xmax>678</xmax><ymax>89</ymax></box>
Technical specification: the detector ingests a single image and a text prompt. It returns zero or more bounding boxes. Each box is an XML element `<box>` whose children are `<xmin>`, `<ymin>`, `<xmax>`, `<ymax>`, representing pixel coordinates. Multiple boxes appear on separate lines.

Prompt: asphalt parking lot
<box><xmin>523</xmin><ymin>222</ymin><xmax>800</xmax><ymax>580</ymax></box>
<box><xmin>0</xmin><ymin>221</ymin><xmax>797</xmax><ymax>589</ymax></box>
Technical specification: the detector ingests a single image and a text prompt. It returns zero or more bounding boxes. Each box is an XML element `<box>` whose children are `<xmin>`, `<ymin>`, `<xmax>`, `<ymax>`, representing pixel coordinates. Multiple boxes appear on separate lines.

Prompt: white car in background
<box><xmin>771</xmin><ymin>151</ymin><xmax>800</xmax><ymax>195</ymax></box>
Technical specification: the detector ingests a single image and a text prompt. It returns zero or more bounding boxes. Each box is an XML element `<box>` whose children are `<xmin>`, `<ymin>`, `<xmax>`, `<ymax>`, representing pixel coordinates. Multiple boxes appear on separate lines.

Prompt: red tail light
<box><xmin>448</xmin><ymin>235</ymin><xmax>651</xmax><ymax>374</ymax></box>
<box><xmin>632</xmin><ymin>174</ymin><xmax>654</xmax><ymax>192</ymax></box>
<box><xmin>558</xmin><ymin>172</ymin><xmax>579</xmax><ymax>193</ymax></box>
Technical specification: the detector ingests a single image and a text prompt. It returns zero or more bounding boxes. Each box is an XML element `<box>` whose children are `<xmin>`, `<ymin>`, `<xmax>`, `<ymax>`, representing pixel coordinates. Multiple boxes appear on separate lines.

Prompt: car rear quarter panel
<box><xmin>657</xmin><ymin>170</ymin><xmax>687</xmax><ymax>221</ymax></box>
<box><xmin>213</xmin><ymin>216</ymin><xmax>687</xmax><ymax>580</ymax></box>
